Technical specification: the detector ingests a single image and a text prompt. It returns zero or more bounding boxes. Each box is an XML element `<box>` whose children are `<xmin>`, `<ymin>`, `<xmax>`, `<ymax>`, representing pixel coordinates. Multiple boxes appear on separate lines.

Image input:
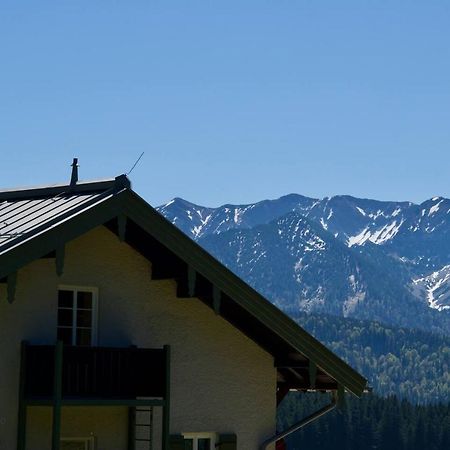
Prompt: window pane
<box><xmin>57</xmin><ymin>308</ymin><xmax>73</xmax><ymax>327</ymax></box>
<box><xmin>58</xmin><ymin>290</ymin><xmax>73</xmax><ymax>308</ymax></box>
<box><xmin>77</xmin><ymin>291</ymin><xmax>92</xmax><ymax>309</ymax></box>
<box><xmin>57</xmin><ymin>327</ymin><xmax>73</xmax><ymax>345</ymax></box>
<box><xmin>77</xmin><ymin>309</ymin><xmax>92</xmax><ymax>327</ymax></box>
<box><xmin>76</xmin><ymin>328</ymin><xmax>92</xmax><ymax>346</ymax></box>
<box><xmin>198</xmin><ymin>439</ymin><xmax>211</xmax><ymax>450</ymax></box>
<box><xmin>184</xmin><ymin>439</ymin><xmax>194</xmax><ymax>450</ymax></box>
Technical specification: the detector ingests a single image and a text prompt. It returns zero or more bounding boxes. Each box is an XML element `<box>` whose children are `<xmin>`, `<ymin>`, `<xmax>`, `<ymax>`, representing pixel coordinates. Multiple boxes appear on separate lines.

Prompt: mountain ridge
<box><xmin>157</xmin><ymin>193</ymin><xmax>450</xmax><ymax>333</ymax></box>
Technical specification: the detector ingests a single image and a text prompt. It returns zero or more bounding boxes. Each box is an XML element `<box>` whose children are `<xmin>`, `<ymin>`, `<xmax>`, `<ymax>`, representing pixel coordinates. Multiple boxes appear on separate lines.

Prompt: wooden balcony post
<box><xmin>51</xmin><ymin>341</ymin><xmax>63</xmax><ymax>450</ymax></box>
<box><xmin>127</xmin><ymin>407</ymin><xmax>135</xmax><ymax>450</ymax></box>
<box><xmin>16</xmin><ymin>341</ymin><xmax>27</xmax><ymax>450</ymax></box>
<box><xmin>162</xmin><ymin>345</ymin><xmax>171</xmax><ymax>450</ymax></box>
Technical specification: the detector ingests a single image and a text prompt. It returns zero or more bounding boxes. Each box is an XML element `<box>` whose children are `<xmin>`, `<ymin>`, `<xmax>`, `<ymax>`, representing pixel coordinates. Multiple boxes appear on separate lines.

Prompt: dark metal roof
<box><xmin>0</xmin><ymin>174</ymin><xmax>367</xmax><ymax>397</ymax></box>
<box><xmin>0</xmin><ymin>176</ymin><xmax>130</xmax><ymax>256</ymax></box>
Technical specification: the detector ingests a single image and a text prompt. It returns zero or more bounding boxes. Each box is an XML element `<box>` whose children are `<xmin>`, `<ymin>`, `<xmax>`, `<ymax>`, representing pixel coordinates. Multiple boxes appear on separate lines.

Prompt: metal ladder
<box><xmin>130</xmin><ymin>406</ymin><xmax>153</xmax><ymax>450</ymax></box>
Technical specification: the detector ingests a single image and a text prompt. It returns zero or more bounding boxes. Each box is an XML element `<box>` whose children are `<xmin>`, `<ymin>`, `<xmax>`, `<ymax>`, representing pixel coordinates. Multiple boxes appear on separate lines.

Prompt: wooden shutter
<box><xmin>217</xmin><ymin>434</ymin><xmax>237</xmax><ymax>450</ymax></box>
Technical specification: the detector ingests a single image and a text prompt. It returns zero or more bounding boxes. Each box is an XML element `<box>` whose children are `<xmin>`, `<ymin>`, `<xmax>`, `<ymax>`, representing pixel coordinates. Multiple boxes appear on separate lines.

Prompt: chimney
<box><xmin>70</xmin><ymin>158</ymin><xmax>79</xmax><ymax>186</ymax></box>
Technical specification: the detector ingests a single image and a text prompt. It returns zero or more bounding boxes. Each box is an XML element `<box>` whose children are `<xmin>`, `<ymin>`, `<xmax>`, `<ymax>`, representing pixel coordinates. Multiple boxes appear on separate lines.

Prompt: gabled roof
<box><xmin>0</xmin><ymin>175</ymin><xmax>367</xmax><ymax>397</ymax></box>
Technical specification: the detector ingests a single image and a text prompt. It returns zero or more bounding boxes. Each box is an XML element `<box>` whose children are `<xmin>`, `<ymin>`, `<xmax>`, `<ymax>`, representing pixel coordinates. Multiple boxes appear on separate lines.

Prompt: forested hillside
<box><xmin>278</xmin><ymin>393</ymin><xmax>450</xmax><ymax>450</ymax></box>
<box><xmin>294</xmin><ymin>313</ymin><xmax>450</xmax><ymax>404</ymax></box>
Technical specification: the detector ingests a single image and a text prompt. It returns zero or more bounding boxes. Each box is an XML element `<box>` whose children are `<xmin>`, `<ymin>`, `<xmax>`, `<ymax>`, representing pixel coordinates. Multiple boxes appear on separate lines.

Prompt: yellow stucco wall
<box><xmin>0</xmin><ymin>226</ymin><xmax>277</xmax><ymax>450</ymax></box>
<box><xmin>26</xmin><ymin>407</ymin><xmax>128</xmax><ymax>450</ymax></box>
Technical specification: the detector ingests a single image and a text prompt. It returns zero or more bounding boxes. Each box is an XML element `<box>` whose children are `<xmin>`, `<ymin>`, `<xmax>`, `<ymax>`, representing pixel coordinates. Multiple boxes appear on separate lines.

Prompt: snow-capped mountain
<box><xmin>157</xmin><ymin>194</ymin><xmax>316</xmax><ymax>239</ymax></box>
<box><xmin>157</xmin><ymin>194</ymin><xmax>450</xmax><ymax>333</ymax></box>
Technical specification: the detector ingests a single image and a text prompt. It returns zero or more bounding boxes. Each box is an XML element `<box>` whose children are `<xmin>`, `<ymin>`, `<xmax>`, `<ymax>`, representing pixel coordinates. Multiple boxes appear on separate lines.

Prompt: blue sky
<box><xmin>1</xmin><ymin>1</ymin><xmax>449</xmax><ymax>206</ymax></box>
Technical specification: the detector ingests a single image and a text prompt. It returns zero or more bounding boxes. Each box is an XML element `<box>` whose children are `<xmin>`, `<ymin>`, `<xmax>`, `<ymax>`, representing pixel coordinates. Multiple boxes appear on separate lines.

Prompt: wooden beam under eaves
<box><xmin>277</xmin><ymin>365</ymin><xmax>340</xmax><ymax>391</ymax></box>
<box><xmin>176</xmin><ymin>265</ymin><xmax>196</xmax><ymax>298</ymax></box>
<box><xmin>274</xmin><ymin>357</ymin><xmax>309</xmax><ymax>369</ymax></box>
<box><xmin>152</xmin><ymin>265</ymin><xmax>182</xmax><ymax>280</ymax></box>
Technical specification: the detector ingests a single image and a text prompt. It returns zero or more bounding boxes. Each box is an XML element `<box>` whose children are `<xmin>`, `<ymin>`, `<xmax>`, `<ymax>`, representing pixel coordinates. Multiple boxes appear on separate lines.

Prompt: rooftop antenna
<box><xmin>127</xmin><ymin>152</ymin><xmax>145</xmax><ymax>176</ymax></box>
<box><xmin>70</xmin><ymin>158</ymin><xmax>79</xmax><ymax>186</ymax></box>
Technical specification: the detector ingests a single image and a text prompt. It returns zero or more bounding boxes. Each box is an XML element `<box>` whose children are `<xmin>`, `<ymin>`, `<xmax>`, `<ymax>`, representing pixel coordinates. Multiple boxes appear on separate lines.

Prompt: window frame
<box><xmin>182</xmin><ymin>432</ymin><xmax>217</xmax><ymax>450</ymax></box>
<box><xmin>57</xmin><ymin>285</ymin><xmax>99</xmax><ymax>346</ymax></box>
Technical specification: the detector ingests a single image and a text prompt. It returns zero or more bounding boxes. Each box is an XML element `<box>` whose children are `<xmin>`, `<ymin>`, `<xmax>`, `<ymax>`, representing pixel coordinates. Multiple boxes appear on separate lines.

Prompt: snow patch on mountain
<box><xmin>348</xmin><ymin>228</ymin><xmax>371</xmax><ymax>247</ymax></box>
<box><xmin>191</xmin><ymin>211</ymin><xmax>212</xmax><ymax>238</ymax></box>
<box><xmin>412</xmin><ymin>265</ymin><xmax>450</xmax><ymax>311</ymax></box>
<box><xmin>347</xmin><ymin>220</ymin><xmax>404</xmax><ymax>247</ymax></box>
<box><xmin>429</xmin><ymin>199</ymin><xmax>444</xmax><ymax>216</ymax></box>
<box><xmin>305</xmin><ymin>235</ymin><xmax>326</xmax><ymax>252</ymax></box>
<box><xmin>342</xmin><ymin>274</ymin><xmax>366</xmax><ymax>317</ymax></box>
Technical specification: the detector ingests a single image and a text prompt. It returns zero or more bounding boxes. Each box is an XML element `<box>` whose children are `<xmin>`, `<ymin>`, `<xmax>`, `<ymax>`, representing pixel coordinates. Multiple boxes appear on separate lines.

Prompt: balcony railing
<box><xmin>23</xmin><ymin>343</ymin><xmax>168</xmax><ymax>401</ymax></box>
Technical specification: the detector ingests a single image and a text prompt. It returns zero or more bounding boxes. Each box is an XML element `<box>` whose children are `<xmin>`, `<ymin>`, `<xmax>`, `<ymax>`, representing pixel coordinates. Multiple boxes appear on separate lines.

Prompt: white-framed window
<box><xmin>57</xmin><ymin>286</ymin><xmax>98</xmax><ymax>346</ymax></box>
<box><xmin>60</xmin><ymin>437</ymin><xmax>95</xmax><ymax>450</ymax></box>
<box><xmin>182</xmin><ymin>432</ymin><xmax>217</xmax><ymax>450</ymax></box>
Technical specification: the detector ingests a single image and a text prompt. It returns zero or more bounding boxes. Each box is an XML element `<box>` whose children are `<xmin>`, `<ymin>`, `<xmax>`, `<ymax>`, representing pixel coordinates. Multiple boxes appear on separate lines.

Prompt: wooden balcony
<box><xmin>22</xmin><ymin>343</ymin><xmax>169</xmax><ymax>403</ymax></box>
<box><xmin>17</xmin><ymin>342</ymin><xmax>171</xmax><ymax>450</ymax></box>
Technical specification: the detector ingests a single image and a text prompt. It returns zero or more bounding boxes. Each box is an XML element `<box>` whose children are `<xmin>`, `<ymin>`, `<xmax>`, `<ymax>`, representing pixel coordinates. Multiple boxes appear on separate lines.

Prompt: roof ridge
<box><xmin>0</xmin><ymin>175</ymin><xmax>130</xmax><ymax>201</ymax></box>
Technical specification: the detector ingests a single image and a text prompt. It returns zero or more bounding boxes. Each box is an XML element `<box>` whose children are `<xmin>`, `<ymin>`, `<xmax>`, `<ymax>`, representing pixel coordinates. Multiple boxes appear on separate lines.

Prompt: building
<box><xmin>0</xmin><ymin>166</ymin><xmax>367</xmax><ymax>450</ymax></box>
